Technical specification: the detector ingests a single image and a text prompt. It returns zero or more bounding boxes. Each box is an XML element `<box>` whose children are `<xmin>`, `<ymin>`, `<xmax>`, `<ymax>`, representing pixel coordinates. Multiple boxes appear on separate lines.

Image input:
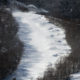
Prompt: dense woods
<box><xmin>0</xmin><ymin>6</ymin><xmax>23</xmax><ymax>79</ymax></box>
<box><xmin>17</xmin><ymin>0</ymin><xmax>80</xmax><ymax>20</ymax></box>
<box><xmin>1</xmin><ymin>0</ymin><xmax>80</xmax><ymax>19</ymax></box>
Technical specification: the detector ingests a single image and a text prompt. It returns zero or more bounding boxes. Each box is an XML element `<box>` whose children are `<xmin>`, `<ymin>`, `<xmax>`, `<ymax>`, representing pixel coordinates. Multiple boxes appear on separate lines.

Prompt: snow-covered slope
<box><xmin>10</xmin><ymin>10</ymin><xmax>71</xmax><ymax>80</ymax></box>
<box><xmin>71</xmin><ymin>73</ymin><xmax>80</xmax><ymax>80</ymax></box>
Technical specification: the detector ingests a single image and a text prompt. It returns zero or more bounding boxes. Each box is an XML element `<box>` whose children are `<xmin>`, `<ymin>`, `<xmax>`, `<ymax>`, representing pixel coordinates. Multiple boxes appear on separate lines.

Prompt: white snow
<box><xmin>71</xmin><ymin>73</ymin><xmax>80</xmax><ymax>80</ymax></box>
<box><xmin>12</xmin><ymin>10</ymin><xmax>71</xmax><ymax>80</ymax></box>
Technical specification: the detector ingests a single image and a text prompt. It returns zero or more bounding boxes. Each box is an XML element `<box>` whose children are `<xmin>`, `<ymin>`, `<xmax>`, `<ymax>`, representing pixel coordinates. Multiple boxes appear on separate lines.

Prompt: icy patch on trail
<box><xmin>12</xmin><ymin>11</ymin><xmax>71</xmax><ymax>80</ymax></box>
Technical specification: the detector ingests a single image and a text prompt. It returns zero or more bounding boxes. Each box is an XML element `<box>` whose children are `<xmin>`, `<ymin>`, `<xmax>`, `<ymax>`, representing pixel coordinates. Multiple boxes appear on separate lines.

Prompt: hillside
<box><xmin>0</xmin><ymin>0</ymin><xmax>80</xmax><ymax>80</ymax></box>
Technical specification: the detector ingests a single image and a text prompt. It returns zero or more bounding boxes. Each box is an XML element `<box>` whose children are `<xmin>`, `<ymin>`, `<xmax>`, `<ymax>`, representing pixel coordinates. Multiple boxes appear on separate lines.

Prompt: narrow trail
<box><xmin>12</xmin><ymin>11</ymin><xmax>71</xmax><ymax>80</ymax></box>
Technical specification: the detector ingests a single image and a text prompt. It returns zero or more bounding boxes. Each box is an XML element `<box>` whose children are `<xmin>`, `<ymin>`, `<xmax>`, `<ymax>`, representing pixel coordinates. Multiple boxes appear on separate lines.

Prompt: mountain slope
<box><xmin>7</xmin><ymin>10</ymin><xmax>71</xmax><ymax>80</ymax></box>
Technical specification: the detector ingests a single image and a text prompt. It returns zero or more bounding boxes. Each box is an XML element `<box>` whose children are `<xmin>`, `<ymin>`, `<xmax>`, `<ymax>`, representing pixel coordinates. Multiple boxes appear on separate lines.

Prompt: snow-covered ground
<box><xmin>8</xmin><ymin>10</ymin><xmax>71</xmax><ymax>80</ymax></box>
<box><xmin>71</xmin><ymin>73</ymin><xmax>80</xmax><ymax>80</ymax></box>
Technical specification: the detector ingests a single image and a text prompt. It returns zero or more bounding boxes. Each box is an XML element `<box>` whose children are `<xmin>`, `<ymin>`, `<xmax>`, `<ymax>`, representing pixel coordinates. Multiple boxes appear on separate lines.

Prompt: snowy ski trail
<box><xmin>11</xmin><ymin>10</ymin><xmax>71</xmax><ymax>80</ymax></box>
